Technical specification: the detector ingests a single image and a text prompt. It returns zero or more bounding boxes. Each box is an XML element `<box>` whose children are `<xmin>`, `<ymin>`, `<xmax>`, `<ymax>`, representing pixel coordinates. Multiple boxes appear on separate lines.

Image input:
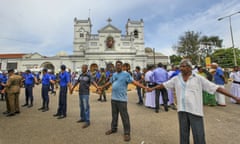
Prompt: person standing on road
<box><xmin>99</xmin><ymin>60</ymin><xmax>147</xmax><ymax>142</ymax></box>
<box><xmin>3</xmin><ymin>69</ymin><xmax>22</xmax><ymax>117</ymax></box>
<box><xmin>211</xmin><ymin>62</ymin><xmax>226</xmax><ymax>106</ymax></box>
<box><xmin>148</xmin><ymin>59</ymin><xmax>240</xmax><ymax>144</ymax></box>
<box><xmin>22</xmin><ymin>70</ymin><xmax>37</xmax><ymax>108</ymax></box>
<box><xmin>151</xmin><ymin>62</ymin><xmax>169</xmax><ymax>112</ymax></box>
<box><xmin>134</xmin><ymin>66</ymin><xmax>143</xmax><ymax>105</ymax></box>
<box><xmin>97</xmin><ymin>68</ymin><xmax>107</xmax><ymax>102</ymax></box>
<box><xmin>144</xmin><ymin>65</ymin><xmax>156</xmax><ymax>108</ymax></box>
<box><xmin>70</xmin><ymin>64</ymin><xmax>99</xmax><ymax>128</ymax></box>
<box><xmin>53</xmin><ymin>65</ymin><xmax>71</xmax><ymax>119</ymax></box>
<box><xmin>49</xmin><ymin>70</ymin><xmax>57</xmax><ymax>96</ymax></box>
<box><xmin>229</xmin><ymin>66</ymin><xmax>240</xmax><ymax>103</ymax></box>
<box><xmin>38</xmin><ymin>69</ymin><xmax>55</xmax><ymax>112</ymax></box>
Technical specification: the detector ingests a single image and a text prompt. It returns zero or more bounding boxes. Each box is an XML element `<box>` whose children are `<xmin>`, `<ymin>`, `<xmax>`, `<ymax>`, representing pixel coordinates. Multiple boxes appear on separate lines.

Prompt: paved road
<box><xmin>0</xmin><ymin>84</ymin><xmax>240</xmax><ymax>144</ymax></box>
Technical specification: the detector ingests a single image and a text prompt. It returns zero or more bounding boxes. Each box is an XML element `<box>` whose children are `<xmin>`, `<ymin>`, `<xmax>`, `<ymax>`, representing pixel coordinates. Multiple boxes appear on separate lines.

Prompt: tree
<box><xmin>169</xmin><ymin>55</ymin><xmax>182</xmax><ymax>65</ymax></box>
<box><xmin>199</xmin><ymin>36</ymin><xmax>223</xmax><ymax>48</ymax></box>
<box><xmin>173</xmin><ymin>31</ymin><xmax>200</xmax><ymax>64</ymax></box>
<box><xmin>198</xmin><ymin>36</ymin><xmax>223</xmax><ymax>66</ymax></box>
<box><xmin>211</xmin><ymin>48</ymin><xmax>240</xmax><ymax>68</ymax></box>
<box><xmin>173</xmin><ymin>31</ymin><xmax>224</xmax><ymax>65</ymax></box>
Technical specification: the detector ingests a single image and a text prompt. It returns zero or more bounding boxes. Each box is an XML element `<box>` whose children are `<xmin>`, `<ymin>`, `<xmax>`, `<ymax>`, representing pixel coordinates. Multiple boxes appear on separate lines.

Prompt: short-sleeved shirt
<box><xmin>110</xmin><ymin>71</ymin><xmax>134</xmax><ymax>102</ymax></box>
<box><xmin>42</xmin><ymin>73</ymin><xmax>52</xmax><ymax>85</ymax></box>
<box><xmin>163</xmin><ymin>73</ymin><xmax>219</xmax><ymax>117</ymax></box>
<box><xmin>50</xmin><ymin>74</ymin><xmax>57</xmax><ymax>81</ymax></box>
<box><xmin>24</xmin><ymin>73</ymin><xmax>35</xmax><ymax>85</ymax></box>
<box><xmin>214</xmin><ymin>67</ymin><xmax>224</xmax><ymax>85</ymax></box>
<box><xmin>59</xmin><ymin>71</ymin><xmax>70</xmax><ymax>87</ymax></box>
<box><xmin>77</xmin><ymin>73</ymin><xmax>94</xmax><ymax>95</ymax></box>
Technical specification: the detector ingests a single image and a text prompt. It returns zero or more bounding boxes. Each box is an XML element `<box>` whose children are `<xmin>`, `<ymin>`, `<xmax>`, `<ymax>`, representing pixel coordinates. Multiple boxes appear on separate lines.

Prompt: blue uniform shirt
<box><xmin>96</xmin><ymin>71</ymin><xmax>101</xmax><ymax>79</ymax></box>
<box><xmin>0</xmin><ymin>74</ymin><xmax>3</xmax><ymax>89</ymax></box>
<box><xmin>2</xmin><ymin>75</ymin><xmax>8</xmax><ymax>83</ymax></box>
<box><xmin>152</xmin><ymin>67</ymin><xmax>168</xmax><ymax>84</ymax></box>
<box><xmin>106</xmin><ymin>71</ymin><xmax>111</xmax><ymax>79</ymax></box>
<box><xmin>214</xmin><ymin>67</ymin><xmax>225</xmax><ymax>85</ymax></box>
<box><xmin>50</xmin><ymin>74</ymin><xmax>57</xmax><ymax>81</ymax></box>
<box><xmin>42</xmin><ymin>73</ymin><xmax>51</xmax><ymax>85</ymax></box>
<box><xmin>59</xmin><ymin>71</ymin><xmax>70</xmax><ymax>87</ymax></box>
<box><xmin>24</xmin><ymin>73</ymin><xmax>35</xmax><ymax>85</ymax></box>
<box><xmin>110</xmin><ymin>71</ymin><xmax>133</xmax><ymax>102</ymax></box>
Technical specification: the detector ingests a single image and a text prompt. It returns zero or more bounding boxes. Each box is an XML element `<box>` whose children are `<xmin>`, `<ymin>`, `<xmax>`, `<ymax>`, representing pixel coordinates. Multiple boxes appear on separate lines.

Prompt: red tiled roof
<box><xmin>0</xmin><ymin>53</ymin><xmax>27</xmax><ymax>59</ymax></box>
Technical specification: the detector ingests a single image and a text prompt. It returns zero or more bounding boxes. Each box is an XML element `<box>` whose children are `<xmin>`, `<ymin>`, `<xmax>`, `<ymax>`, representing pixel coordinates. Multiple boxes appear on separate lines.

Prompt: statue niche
<box><xmin>106</xmin><ymin>36</ymin><xmax>114</xmax><ymax>48</ymax></box>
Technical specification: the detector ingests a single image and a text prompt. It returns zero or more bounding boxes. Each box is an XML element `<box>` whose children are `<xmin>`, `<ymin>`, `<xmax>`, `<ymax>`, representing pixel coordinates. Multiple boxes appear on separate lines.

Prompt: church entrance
<box><xmin>40</xmin><ymin>62</ymin><xmax>55</xmax><ymax>72</ymax></box>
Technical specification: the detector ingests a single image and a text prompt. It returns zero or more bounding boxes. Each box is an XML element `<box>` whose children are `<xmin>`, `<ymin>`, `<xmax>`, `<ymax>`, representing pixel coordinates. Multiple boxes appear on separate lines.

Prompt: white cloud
<box><xmin>147</xmin><ymin>0</ymin><xmax>240</xmax><ymax>55</ymax></box>
<box><xmin>0</xmin><ymin>0</ymin><xmax>240</xmax><ymax>57</ymax></box>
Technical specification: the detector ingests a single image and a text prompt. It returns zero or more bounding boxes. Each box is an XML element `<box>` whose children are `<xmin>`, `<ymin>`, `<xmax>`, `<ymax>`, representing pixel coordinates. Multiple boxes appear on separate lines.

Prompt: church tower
<box><xmin>73</xmin><ymin>17</ymin><xmax>92</xmax><ymax>56</ymax></box>
<box><xmin>126</xmin><ymin>19</ymin><xmax>145</xmax><ymax>56</ymax></box>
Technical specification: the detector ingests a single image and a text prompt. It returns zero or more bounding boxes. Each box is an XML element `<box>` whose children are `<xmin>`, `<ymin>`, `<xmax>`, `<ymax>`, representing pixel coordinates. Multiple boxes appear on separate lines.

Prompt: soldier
<box><xmin>48</xmin><ymin>70</ymin><xmax>56</xmax><ymax>96</ymax></box>
<box><xmin>4</xmin><ymin>69</ymin><xmax>22</xmax><ymax>117</ymax></box>
<box><xmin>97</xmin><ymin>68</ymin><xmax>107</xmax><ymax>102</ymax></box>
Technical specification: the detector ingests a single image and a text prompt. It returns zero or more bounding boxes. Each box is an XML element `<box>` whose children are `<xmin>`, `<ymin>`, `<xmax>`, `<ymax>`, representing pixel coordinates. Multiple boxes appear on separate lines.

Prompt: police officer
<box><xmin>53</xmin><ymin>65</ymin><xmax>71</xmax><ymax>119</ymax></box>
<box><xmin>48</xmin><ymin>70</ymin><xmax>56</xmax><ymax>95</ymax></box>
<box><xmin>38</xmin><ymin>69</ymin><xmax>54</xmax><ymax>112</ymax></box>
<box><xmin>22</xmin><ymin>70</ymin><xmax>37</xmax><ymax>108</ymax></box>
<box><xmin>0</xmin><ymin>71</ymin><xmax>8</xmax><ymax>101</ymax></box>
<box><xmin>4</xmin><ymin>69</ymin><xmax>22</xmax><ymax>117</ymax></box>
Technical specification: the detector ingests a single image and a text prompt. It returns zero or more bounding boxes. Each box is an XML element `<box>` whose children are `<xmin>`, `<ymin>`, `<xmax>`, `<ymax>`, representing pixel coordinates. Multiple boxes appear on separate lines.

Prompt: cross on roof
<box><xmin>107</xmin><ymin>17</ymin><xmax>112</xmax><ymax>24</ymax></box>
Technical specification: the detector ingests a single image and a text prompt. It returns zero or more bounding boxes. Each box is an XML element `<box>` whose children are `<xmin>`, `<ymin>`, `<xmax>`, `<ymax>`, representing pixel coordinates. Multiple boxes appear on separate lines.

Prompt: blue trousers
<box><xmin>57</xmin><ymin>86</ymin><xmax>67</xmax><ymax>116</ymax></box>
<box><xmin>41</xmin><ymin>85</ymin><xmax>49</xmax><ymax>108</ymax></box>
<box><xmin>25</xmin><ymin>85</ymin><xmax>33</xmax><ymax>104</ymax></box>
<box><xmin>79</xmin><ymin>94</ymin><xmax>90</xmax><ymax>124</ymax></box>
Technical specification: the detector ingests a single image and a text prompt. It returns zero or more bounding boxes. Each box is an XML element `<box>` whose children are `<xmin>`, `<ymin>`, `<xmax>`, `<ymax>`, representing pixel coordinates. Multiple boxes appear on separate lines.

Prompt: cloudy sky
<box><xmin>0</xmin><ymin>0</ymin><xmax>240</xmax><ymax>56</ymax></box>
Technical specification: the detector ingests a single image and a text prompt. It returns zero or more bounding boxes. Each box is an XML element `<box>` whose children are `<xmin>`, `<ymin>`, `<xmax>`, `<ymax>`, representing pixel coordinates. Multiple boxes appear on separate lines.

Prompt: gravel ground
<box><xmin>0</xmin><ymin>84</ymin><xmax>240</xmax><ymax>144</ymax></box>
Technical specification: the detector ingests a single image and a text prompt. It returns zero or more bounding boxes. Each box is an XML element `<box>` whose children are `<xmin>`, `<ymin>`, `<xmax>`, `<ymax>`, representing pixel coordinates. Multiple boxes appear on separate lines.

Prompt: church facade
<box><xmin>71</xmin><ymin>17</ymin><xmax>147</xmax><ymax>71</ymax></box>
<box><xmin>0</xmin><ymin>18</ymin><xmax>169</xmax><ymax>73</ymax></box>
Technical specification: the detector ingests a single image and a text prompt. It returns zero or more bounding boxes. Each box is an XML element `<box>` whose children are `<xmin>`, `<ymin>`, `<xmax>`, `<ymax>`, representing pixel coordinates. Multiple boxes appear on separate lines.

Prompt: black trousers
<box><xmin>111</xmin><ymin>100</ymin><xmax>130</xmax><ymax>135</ymax></box>
<box><xmin>178</xmin><ymin>112</ymin><xmax>206</xmax><ymax>144</ymax></box>
<box><xmin>155</xmin><ymin>88</ymin><xmax>168</xmax><ymax>110</ymax></box>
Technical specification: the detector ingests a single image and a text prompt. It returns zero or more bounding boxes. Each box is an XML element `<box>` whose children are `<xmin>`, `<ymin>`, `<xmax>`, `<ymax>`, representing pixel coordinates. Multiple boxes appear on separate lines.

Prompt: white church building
<box><xmin>0</xmin><ymin>18</ymin><xmax>169</xmax><ymax>72</ymax></box>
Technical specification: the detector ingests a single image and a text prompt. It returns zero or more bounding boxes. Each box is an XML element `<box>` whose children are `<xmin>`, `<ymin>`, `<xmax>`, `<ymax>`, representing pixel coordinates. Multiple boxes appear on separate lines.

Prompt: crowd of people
<box><xmin>1</xmin><ymin>59</ymin><xmax>240</xmax><ymax>143</ymax></box>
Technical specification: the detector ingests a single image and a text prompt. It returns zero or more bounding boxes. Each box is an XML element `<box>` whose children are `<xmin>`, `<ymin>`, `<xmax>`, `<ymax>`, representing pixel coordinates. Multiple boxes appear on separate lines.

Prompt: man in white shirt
<box><xmin>149</xmin><ymin>59</ymin><xmax>240</xmax><ymax>144</ymax></box>
<box><xmin>229</xmin><ymin>66</ymin><xmax>240</xmax><ymax>103</ymax></box>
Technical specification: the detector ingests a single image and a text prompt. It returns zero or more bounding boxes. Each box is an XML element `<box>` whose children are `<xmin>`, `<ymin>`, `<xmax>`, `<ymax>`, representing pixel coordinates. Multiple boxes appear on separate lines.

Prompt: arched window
<box><xmin>134</xmin><ymin>30</ymin><xmax>138</xmax><ymax>38</ymax></box>
<box><xmin>79</xmin><ymin>28</ymin><xmax>84</xmax><ymax>38</ymax></box>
